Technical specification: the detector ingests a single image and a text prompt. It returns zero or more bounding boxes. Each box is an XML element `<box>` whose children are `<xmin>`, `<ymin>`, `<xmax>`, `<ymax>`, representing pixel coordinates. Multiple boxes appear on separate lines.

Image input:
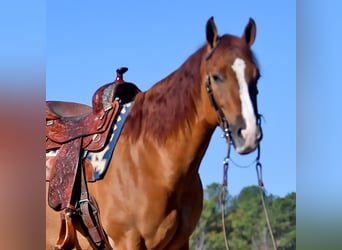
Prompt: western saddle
<box><xmin>46</xmin><ymin>67</ymin><xmax>141</xmax><ymax>249</ymax></box>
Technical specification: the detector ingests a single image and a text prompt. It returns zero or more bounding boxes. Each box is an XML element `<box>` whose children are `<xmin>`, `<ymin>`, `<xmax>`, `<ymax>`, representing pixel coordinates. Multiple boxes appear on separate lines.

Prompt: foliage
<box><xmin>190</xmin><ymin>184</ymin><xmax>296</xmax><ymax>250</ymax></box>
<box><xmin>270</xmin><ymin>192</ymin><xmax>296</xmax><ymax>250</ymax></box>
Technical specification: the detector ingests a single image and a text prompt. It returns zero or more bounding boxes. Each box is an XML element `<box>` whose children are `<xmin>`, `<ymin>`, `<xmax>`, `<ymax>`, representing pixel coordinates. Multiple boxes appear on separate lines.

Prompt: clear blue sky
<box><xmin>3</xmin><ymin>1</ymin><xmax>342</xmax><ymax>248</ymax></box>
<box><xmin>46</xmin><ymin>1</ymin><xmax>296</xmax><ymax>197</ymax></box>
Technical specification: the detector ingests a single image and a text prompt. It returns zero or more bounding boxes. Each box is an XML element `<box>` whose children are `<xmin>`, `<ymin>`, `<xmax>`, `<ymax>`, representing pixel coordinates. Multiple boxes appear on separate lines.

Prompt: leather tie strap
<box><xmin>79</xmin><ymin>160</ymin><xmax>112</xmax><ymax>249</ymax></box>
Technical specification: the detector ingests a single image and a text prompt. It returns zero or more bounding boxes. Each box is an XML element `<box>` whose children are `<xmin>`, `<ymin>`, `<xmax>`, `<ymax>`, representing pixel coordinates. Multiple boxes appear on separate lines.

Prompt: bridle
<box><xmin>204</xmin><ymin>45</ymin><xmax>277</xmax><ymax>250</ymax></box>
<box><xmin>205</xmin><ymin>38</ymin><xmax>232</xmax><ymax>144</ymax></box>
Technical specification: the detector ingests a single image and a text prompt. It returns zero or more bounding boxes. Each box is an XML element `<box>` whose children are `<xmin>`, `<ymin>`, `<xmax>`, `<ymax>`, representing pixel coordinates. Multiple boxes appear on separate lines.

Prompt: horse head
<box><xmin>204</xmin><ymin>17</ymin><xmax>262</xmax><ymax>154</ymax></box>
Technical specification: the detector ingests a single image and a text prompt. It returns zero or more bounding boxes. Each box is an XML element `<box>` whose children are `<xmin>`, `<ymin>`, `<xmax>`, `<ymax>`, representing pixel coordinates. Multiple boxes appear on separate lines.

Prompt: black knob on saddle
<box><xmin>115</xmin><ymin>67</ymin><xmax>128</xmax><ymax>84</ymax></box>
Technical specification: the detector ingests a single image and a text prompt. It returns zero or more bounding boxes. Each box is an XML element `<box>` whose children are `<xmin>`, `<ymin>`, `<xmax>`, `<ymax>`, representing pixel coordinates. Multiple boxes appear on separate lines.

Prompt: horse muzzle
<box><xmin>231</xmin><ymin>124</ymin><xmax>262</xmax><ymax>154</ymax></box>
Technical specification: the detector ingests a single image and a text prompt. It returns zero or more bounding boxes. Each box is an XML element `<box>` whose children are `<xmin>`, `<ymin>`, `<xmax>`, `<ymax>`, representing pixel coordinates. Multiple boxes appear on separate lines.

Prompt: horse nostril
<box><xmin>237</xmin><ymin>128</ymin><xmax>243</xmax><ymax>138</ymax></box>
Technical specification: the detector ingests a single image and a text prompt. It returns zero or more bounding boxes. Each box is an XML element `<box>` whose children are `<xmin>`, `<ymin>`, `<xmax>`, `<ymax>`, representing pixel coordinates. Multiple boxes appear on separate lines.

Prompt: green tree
<box><xmin>190</xmin><ymin>184</ymin><xmax>296</xmax><ymax>250</ymax></box>
<box><xmin>227</xmin><ymin>186</ymin><xmax>268</xmax><ymax>250</ymax></box>
<box><xmin>270</xmin><ymin>192</ymin><xmax>296</xmax><ymax>250</ymax></box>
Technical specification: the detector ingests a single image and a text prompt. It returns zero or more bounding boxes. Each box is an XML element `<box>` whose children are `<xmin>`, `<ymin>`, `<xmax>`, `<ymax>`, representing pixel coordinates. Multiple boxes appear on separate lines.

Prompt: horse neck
<box><xmin>124</xmin><ymin>46</ymin><xmax>218</xmax><ymax>173</ymax></box>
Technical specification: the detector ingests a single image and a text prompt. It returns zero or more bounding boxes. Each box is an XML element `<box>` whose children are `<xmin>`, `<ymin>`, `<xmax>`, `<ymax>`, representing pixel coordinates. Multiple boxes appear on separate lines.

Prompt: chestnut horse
<box><xmin>46</xmin><ymin>17</ymin><xmax>261</xmax><ymax>249</ymax></box>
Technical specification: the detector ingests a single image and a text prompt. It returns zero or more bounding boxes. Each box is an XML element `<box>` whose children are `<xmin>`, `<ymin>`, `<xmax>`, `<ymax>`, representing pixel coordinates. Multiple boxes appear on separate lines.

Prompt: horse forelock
<box><xmin>122</xmin><ymin>46</ymin><xmax>208</xmax><ymax>144</ymax></box>
<box><xmin>218</xmin><ymin>35</ymin><xmax>259</xmax><ymax>67</ymax></box>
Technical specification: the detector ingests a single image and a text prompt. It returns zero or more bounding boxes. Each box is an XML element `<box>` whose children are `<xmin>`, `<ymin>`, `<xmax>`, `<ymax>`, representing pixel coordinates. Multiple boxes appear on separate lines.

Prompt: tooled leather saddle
<box><xmin>46</xmin><ymin>67</ymin><xmax>141</xmax><ymax>249</ymax></box>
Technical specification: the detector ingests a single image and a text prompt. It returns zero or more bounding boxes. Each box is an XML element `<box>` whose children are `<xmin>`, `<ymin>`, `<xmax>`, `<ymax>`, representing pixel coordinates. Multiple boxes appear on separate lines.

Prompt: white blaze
<box><xmin>231</xmin><ymin>58</ymin><xmax>257</xmax><ymax>151</ymax></box>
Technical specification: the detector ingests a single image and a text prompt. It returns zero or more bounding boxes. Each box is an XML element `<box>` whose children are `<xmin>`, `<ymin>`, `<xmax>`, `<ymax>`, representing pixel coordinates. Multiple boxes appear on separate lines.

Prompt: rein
<box><xmin>218</xmin><ymin>121</ymin><xmax>231</xmax><ymax>250</ymax></box>
<box><xmin>255</xmin><ymin>145</ymin><xmax>278</xmax><ymax>250</ymax></box>
<box><xmin>216</xmin><ymin>125</ymin><xmax>278</xmax><ymax>250</ymax></box>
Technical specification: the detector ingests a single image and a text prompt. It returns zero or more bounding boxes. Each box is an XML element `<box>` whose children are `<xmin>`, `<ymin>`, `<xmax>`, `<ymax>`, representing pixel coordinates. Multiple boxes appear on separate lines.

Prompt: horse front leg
<box><xmin>145</xmin><ymin>209</ymin><xmax>179</xmax><ymax>250</ymax></box>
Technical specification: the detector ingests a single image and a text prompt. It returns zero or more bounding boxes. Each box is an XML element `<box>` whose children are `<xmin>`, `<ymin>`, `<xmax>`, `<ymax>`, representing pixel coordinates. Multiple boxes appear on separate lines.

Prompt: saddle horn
<box><xmin>115</xmin><ymin>67</ymin><xmax>128</xmax><ymax>84</ymax></box>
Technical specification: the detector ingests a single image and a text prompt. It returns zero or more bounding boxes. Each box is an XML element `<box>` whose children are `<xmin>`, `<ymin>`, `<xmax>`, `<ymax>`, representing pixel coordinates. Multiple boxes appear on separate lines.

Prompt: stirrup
<box><xmin>54</xmin><ymin>207</ymin><xmax>77</xmax><ymax>250</ymax></box>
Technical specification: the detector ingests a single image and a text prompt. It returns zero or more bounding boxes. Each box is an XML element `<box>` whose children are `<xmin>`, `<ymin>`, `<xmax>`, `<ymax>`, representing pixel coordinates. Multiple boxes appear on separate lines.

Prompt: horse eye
<box><xmin>212</xmin><ymin>73</ymin><xmax>223</xmax><ymax>83</ymax></box>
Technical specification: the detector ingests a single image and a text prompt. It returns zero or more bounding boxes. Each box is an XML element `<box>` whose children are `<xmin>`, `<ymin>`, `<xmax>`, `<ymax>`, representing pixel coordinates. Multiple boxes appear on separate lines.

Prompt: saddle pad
<box><xmin>86</xmin><ymin>102</ymin><xmax>133</xmax><ymax>180</ymax></box>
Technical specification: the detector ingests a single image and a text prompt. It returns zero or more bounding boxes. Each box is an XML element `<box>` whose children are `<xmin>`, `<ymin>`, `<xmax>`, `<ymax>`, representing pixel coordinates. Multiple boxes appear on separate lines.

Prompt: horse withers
<box><xmin>46</xmin><ymin>17</ymin><xmax>262</xmax><ymax>249</ymax></box>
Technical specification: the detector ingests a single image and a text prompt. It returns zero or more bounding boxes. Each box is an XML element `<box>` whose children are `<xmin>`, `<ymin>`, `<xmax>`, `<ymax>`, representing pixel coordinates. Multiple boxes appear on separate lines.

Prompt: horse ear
<box><xmin>206</xmin><ymin>17</ymin><xmax>219</xmax><ymax>49</ymax></box>
<box><xmin>242</xmin><ymin>18</ymin><xmax>256</xmax><ymax>47</ymax></box>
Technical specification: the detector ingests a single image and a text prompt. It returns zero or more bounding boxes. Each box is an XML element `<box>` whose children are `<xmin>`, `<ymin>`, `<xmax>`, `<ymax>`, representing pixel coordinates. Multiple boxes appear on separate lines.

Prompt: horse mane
<box><xmin>122</xmin><ymin>45</ymin><xmax>208</xmax><ymax>144</ymax></box>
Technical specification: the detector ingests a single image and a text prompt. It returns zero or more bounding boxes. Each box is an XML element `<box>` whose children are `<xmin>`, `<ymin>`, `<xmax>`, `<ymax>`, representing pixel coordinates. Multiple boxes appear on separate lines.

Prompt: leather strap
<box><xmin>79</xmin><ymin>161</ymin><xmax>112</xmax><ymax>249</ymax></box>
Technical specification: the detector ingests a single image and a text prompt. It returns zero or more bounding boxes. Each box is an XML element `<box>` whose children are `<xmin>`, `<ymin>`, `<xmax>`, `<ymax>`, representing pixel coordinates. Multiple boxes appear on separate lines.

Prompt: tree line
<box><xmin>190</xmin><ymin>183</ymin><xmax>295</xmax><ymax>250</ymax></box>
